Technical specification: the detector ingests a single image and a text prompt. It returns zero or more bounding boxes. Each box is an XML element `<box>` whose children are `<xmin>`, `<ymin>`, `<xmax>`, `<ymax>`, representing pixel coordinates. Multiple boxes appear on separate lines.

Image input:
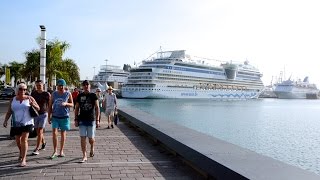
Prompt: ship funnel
<box><xmin>222</xmin><ymin>63</ymin><xmax>238</xmax><ymax>80</ymax></box>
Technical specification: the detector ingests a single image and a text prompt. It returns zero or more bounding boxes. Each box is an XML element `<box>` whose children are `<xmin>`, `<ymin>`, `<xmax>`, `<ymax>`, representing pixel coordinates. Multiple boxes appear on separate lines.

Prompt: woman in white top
<box><xmin>3</xmin><ymin>83</ymin><xmax>40</xmax><ymax>167</ymax></box>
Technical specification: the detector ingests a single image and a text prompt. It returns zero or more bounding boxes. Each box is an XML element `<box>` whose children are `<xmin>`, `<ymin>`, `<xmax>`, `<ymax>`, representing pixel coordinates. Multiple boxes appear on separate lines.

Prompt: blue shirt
<box><xmin>52</xmin><ymin>91</ymin><xmax>70</xmax><ymax>118</ymax></box>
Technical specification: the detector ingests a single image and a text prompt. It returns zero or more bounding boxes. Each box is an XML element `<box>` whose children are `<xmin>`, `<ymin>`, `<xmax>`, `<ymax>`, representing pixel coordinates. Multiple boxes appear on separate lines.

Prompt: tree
<box><xmin>58</xmin><ymin>58</ymin><xmax>80</xmax><ymax>86</ymax></box>
<box><xmin>46</xmin><ymin>39</ymin><xmax>71</xmax><ymax>86</ymax></box>
<box><xmin>8</xmin><ymin>61</ymin><xmax>24</xmax><ymax>86</ymax></box>
<box><xmin>23</xmin><ymin>49</ymin><xmax>40</xmax><ymax>82</ymax></box>
<box><xmin>0</xmin><ymin>63</ymin><xmax>5</xmax><ymax>77</ymax></box>
<box><xmin>23</xmin><ymin>38</ymin><xmax>80</xmax><ymax>87</ymax></box>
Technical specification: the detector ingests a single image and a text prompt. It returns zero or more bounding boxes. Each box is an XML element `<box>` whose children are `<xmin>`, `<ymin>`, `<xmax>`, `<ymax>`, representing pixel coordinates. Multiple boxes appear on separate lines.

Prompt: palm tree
<box><xmin>46</xmin><ymin>39</ymin><xmax>71</xmax><ymax>86</ymax></box>
<box><xmin>23</xmin><ymin>49</ymin><xmax>40</xmax><ymax>82</ymax></box>
<box><xmin>58</xmin><ymin>58</ymin><xmax>80</xmax><ymax>86</ymax></box>
<box><xmin>0</xmin><ymin>63</ymin><xmax>5</xmax><ymax>77</ymax></box>
<box><xmin>8</xmin><ymin>61</ymin><xmax>25</xmax><ymax>86</ymax></box>
<box><xmin>23</xmin><ymin>38</ymin><xmax>80</xmax><ymax>87</ymax></box>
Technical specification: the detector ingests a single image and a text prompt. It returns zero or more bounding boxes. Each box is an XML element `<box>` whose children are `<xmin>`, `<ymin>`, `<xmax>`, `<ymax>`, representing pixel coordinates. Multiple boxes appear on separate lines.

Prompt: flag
<box><xmin>5</xmin><ymin>67</ymin><xmax>10</xmax><ymax>84</ymax></box>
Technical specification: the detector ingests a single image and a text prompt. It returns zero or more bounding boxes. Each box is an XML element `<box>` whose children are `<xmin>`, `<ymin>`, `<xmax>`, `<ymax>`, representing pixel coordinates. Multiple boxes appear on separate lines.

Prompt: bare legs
<box><xmin>35</xmin><ymin>127</ymin><xmax>45</xmax><ymax>150</ymax></box>
<box><xmin>80</xmin><ymin>137</ymin><xmax>95</xmax><ymax>162</ymax></box>
<box><xmin>60</xmin><ymin>130</ymin><xmax>66</xmax><ymax>155</ymax></box>
<box><xmin>80</xmin><ymin>137</ymin><xmax>87</xmax><ymax>161</ymax></box>
<box><xmin>51</xmin><ymin>128</ymin><xmax>66</xmax><ymax>157</ymax></box>
<box><xmin>15</xmin><ymin>132</ymin><xmax>29</xmax><ymax>166</ymax></box>
<box><xmin>107</xmin><ymin>114</ymin><xmax>114</xmax><ymax>128</ymax></box>
<box><xmin>52</xmin><ymin>128</ymin><xmax>58</xmax><ymax>156</ymax></box>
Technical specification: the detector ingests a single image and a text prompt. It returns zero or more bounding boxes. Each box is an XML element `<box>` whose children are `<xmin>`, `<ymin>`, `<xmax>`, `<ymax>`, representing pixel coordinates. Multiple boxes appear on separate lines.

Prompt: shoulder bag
<box><xmin>29</xmin><ymin>105</ymin><xmax>39</xmax><ymax>117</ymax></box>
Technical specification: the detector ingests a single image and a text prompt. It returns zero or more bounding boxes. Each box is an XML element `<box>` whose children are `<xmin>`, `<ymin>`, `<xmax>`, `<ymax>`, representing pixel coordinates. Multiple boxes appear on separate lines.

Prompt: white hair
<box><xmin>16</xmin><ymin>83</ymin><xmax>27</xmax><ymax>95</ymax></box>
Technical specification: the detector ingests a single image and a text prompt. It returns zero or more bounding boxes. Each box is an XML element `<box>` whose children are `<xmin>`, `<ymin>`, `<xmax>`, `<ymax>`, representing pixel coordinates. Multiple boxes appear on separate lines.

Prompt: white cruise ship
<box><xmin>274</xmin><ymin>77</ymin><xmax>319</xmax><ymax>99</ymax></box>
<box><xmin>93</xmin><ymin>65</ymin><xmax>129</xmax><ymax>84</ymax></box>
<box><xmin>121</xmin><ymin>50</ymin><xmax>264</xmax><ymax>99</ymax></box>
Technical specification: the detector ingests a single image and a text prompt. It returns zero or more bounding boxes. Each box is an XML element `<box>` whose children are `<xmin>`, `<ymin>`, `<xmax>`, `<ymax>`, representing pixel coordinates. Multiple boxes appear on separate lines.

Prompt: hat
<box><xmin>82</xmin><ymin>80</ymin><xmax>90</xmax><ymax>85</ymax></box>
<box><xmin>96</xmin><ymin>88</ymin><xmax>101</xmax><ymax>92</ymax></box>
<box><xmin>57</xmin><ymin>79</ymin><xmax>66</xmax><ymax>86</ymax></box>
<box><xmin>107</xmin><ymin>86</ymin><xmax>113</xmax><ymax>90</ymax></box>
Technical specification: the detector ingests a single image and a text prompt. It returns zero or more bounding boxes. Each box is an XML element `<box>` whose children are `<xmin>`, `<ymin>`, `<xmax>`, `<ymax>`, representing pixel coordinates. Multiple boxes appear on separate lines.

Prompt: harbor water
<box><xmin>119</xmin><ymin>98</ymin><xmax>320</xmax><ymax>175</ymax></box>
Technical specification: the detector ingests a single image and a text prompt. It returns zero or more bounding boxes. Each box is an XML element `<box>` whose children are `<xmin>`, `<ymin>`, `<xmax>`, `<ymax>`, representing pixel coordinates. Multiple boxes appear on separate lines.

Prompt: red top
<box><xmin>72</xmin><ymin>91</ymin><xmax>79</xmax><ymax>100</ymax></box>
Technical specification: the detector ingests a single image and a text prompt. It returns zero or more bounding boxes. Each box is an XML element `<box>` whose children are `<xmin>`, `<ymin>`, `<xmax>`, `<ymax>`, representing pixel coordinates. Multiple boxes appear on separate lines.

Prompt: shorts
<box><xmin>105</xmin><ymin>109</ymin><xmax>115</xmax><ymax>117</ymax></box>
<box><xmin>10</xmin><ymin>125</ymin><xmax>33</xmax><ymax>136</ymax></box>
<box><xmin>99</xmin><ymin>106</ymin><xmax>105</xmax><ymax>113</ymax></box>
<box><xmin>52</xmin><ymin>117</ymin><xmax>70</xmax><ymax>131</ymax></box>
<box><xmin>34</xmin><ymin>113</ymin><xmax>48</xmax><ymax>128</ymax></box>
<box><xmin>79</xmin><ymin>121</ymin><xmax>96</xmax><ymax>138</ymax></box>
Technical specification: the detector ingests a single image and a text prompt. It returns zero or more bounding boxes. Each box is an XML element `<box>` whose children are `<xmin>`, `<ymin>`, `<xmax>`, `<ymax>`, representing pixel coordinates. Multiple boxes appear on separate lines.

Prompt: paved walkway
<box><xmin>0</xmin><ymin>112</ymin><xmax>204</xmax><ymax>180</ymax></box>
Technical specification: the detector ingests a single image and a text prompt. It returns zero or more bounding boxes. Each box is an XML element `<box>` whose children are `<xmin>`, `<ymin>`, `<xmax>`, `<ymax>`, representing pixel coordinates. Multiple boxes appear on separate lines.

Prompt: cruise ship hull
<box><xmin>122</xmin><ymin>89</ymin><xmax>260</xmax><ymax>99</ymax></box>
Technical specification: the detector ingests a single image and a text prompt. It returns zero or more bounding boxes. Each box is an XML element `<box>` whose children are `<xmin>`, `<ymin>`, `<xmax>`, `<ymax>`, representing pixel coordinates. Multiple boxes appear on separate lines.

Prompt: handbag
<box><xmin>29</xmin><ymin>106</ymin><xmax>39</xmax><ymax>117</ymax></box>
<box><xmin>114</xmin><ymin>114</ymin><xmax>119</xmax><ymax>125</ymax></box>
<box><xmin>29</xmin><ymin>127</ymin><xmax>37</xmax><ymax>138</ymax></box>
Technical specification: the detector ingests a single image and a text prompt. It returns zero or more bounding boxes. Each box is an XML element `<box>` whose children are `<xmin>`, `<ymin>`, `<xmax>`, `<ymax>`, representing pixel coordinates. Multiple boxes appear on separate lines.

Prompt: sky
<box><xmin>1</xmin><ymin>0</ymin><xmax>320</xmax><ymax>86</ymax></box>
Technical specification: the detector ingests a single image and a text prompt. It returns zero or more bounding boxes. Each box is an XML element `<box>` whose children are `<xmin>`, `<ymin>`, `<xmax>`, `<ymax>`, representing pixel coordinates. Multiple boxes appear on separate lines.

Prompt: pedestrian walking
<box><xmin>31</xmin><ymin>80</ymin><xmax>51</xmax><ymax>155</ymax></box>
<box><xmin>95</xmin><ymin>88</ymin><xmax>104</xmax><ymax>127</ymax></box>
<box><xmin>2</xmin><ymin>83</ymin><xmax>40</xmax><ymax>167</ymax></box>
<box><xmin>48</xmin><ymin>79</ymin><xmax>73</xmax><ymax>159</ymax></box>
<box><xmin>102</xmin><ymin>86</ymin><xmax>117</xmax><ymax>129</ymax></box>
<box><xmin>74</xmin><ymin>80</ymin><xmax>100</xmax><ymax>163</ymax></box>
<box><xmin>72</xmin><ymin>88</ymin><xmax>79</xmax><ymax>110</ymax></box>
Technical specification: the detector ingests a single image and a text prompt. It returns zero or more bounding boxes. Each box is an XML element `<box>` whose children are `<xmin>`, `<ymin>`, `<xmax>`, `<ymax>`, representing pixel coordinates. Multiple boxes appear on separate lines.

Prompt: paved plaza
<box><xmin>0</xmin><ymin>111</ymin><xmax>204</xmax><ymax>180</ymax></box>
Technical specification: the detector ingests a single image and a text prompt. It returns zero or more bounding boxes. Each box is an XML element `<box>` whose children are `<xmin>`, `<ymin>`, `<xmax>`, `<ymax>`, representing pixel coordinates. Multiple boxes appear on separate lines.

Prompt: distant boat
<box><xmin>273</xmin><ymin>76</ymin><xmax>319</xmax><ymax>99</ymax></box>
<box><xmin>122</xmin><ymin>50</ymin><xmax>264</xmax><ymax>99</ymax></box>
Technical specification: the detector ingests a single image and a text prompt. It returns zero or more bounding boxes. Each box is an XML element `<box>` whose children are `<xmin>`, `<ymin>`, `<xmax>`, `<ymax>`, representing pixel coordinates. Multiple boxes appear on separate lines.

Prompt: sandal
<box><xmin>50</xmin><ymin>154</ymin><xmax>58</xmax><ymax>159</ymax></box>
<box><xmin>79</xmin><ymin>158</ymin><xmax>87</xmax><ymax>163</ymax></box>
<box><xmin>58</xmin><ymin>154</ymin><xmax>65</xmax><ymax>157</ymax></box>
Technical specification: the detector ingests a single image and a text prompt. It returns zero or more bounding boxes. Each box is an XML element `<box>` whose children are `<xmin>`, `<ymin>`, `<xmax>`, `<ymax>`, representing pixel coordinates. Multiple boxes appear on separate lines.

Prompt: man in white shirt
<box><xmin>102</xmin><ymin>86</ymin><xmax>117</xmax><ymax>129</ymax></box>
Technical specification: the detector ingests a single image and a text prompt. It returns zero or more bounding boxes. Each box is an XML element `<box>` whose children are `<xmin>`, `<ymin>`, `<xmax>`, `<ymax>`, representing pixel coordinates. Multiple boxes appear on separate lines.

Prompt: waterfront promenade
<box><xmin>0</xmin><ymin>111</ymin><xmax>204</xmax><ymax>180</ymax></box>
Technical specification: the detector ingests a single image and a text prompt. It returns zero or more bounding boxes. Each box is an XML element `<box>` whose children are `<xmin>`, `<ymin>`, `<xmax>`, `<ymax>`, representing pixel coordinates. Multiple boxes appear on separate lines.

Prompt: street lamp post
<box><xmin>39</xmin><ymin>25</ymin><xmax>47</xmax><ymax>90</ymax></box>
<box><xmin>105</xmin><ymin>59</ymin><xmax>108</xmax><ymax>89</ymax></box>
<box><xmin>93</xmin><ymin>66</ymin><xmax>96</xmax><ymax>80</ymax></box>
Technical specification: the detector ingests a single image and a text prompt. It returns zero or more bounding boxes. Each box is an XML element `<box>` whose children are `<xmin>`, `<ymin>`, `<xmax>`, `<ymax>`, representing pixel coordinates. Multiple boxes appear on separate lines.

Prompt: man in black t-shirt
<box><xmin>74</xmin><ymin>80</ymin><xmax>100</xmax><ymax>163</ymax></box>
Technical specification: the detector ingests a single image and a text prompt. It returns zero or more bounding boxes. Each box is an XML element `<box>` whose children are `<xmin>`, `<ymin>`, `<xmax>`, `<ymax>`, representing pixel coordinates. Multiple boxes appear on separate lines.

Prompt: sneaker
<box><xmin>40</xmin><ymin>142</ymin><xmax>46</xmax><ymax>150</ymax></box>
<box><xmin>32</xmin><ymin>149</ymin><xmax>39</xmax><ymax>155</ymax></box>
<box><xmin>111</xmin><ymin>125</ymin><xmax>114</xmax><ymax>128</ymax></box>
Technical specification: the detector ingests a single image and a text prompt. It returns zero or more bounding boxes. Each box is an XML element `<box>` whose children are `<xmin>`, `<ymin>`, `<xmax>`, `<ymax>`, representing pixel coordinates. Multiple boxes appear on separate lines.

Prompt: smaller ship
<box><xmin>93</xmin><ymin>65</ymin><xmax>129</xmax><ymax>84</ymax></box>
<box><xmin>274</xmin><ymin>76</ymin><xmax>319</xmax><ymax>99</ymax></box>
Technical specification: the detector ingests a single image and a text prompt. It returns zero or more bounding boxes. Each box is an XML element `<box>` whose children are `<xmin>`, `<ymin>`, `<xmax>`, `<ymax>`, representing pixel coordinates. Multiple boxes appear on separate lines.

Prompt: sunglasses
<box><xmin>19</xmin><ymin>88</ymin><xmax>27</xmax><ymax>91</ymax></box>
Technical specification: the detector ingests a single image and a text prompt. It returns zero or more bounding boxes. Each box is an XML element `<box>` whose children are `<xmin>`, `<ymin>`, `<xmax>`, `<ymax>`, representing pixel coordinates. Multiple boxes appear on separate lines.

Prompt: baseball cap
<box><xmin>57</xmin><ymin>79</ymin><xmax>66</xmax><ymax>86</ymax></box>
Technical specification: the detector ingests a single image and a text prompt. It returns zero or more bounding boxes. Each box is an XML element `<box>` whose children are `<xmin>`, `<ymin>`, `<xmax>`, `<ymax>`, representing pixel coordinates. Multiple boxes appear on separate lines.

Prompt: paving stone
<box><xmin>0</xmin><ymin>112</ymin><xmax>204</xmax><ymax>180</ymax></box>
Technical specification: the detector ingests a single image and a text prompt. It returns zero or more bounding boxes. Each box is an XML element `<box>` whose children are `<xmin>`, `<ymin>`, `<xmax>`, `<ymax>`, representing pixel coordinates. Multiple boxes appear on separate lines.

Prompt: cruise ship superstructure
<box><xmin>121</xmin><ymin>50</ymin><xmax>264</xmax><ymax>99</ymax></box>
<box><xmin>274</xmin><ymin>77</ymin><xmax>319</xmax><ymax>99</ymax></box>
